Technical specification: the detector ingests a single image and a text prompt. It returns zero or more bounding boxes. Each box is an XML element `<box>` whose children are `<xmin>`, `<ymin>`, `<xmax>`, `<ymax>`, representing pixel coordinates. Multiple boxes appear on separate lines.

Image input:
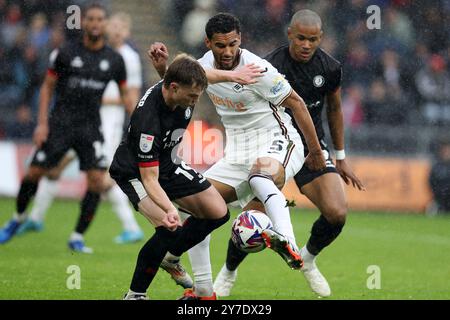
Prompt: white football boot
<box><xmin>300</xmin><ymin>246</ymin><xmax>331</xmax><ymax>297</ymax></box>
<box><xmin>213</xmin><ymin>264</ymin><xmax>237</xmax><ymax>297</ymax></box>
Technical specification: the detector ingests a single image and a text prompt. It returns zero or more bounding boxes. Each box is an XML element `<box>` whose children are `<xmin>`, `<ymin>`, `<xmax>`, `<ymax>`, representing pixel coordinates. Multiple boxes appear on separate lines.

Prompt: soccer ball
<box><xmin>231</xmin><ymin>210</ymin><xmax>273</xmax><ymax>253</ymax></box>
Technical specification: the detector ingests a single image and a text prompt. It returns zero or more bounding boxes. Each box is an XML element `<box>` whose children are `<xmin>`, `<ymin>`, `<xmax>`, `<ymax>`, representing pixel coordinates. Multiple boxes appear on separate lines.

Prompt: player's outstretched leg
<box><xmin>248</xmin><ymin>170</ymin><xmax>302</xmax><ymax>269</ymax></box>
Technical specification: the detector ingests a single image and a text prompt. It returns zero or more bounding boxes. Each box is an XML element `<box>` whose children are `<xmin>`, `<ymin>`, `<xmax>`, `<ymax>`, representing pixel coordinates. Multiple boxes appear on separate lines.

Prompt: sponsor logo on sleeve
<box><xmin>270</xmin><ymin>75</ymin><xmax>287</xmax><ymax>95</ymax></box>
<box><xmin>139</xmin><ymin>134</ymin><xmax>154</xmax><ymax>153</ymax></box>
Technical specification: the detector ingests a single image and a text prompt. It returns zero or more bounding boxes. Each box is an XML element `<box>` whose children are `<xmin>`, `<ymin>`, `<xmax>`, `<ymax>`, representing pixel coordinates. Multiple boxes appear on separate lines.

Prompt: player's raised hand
<box><xmin>232</xmin><ymin>63</ymin><xmax>265</xmax><ymax>84</ymax></box>
<box><xmin>148</xmin><ymin>42</ymin><xmax>169</xmax><ymax>77</ymax></box>
<box><xmin>33</xmin><ymin>123</ymin><xmax>49</xmax><ymax>148</ymax></box>
<box><xmin>305</xmin><ymin>149</ymin><xmax>327</xmax><ymax>172</ymax></box>
<box><xmin>336</xmin><ymin>159</ymin><xmax>365</xmax><ymax>191</ymax></box>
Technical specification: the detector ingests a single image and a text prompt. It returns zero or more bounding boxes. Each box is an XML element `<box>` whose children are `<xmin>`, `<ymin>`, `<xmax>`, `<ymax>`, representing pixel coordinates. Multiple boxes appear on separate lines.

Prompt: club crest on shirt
<box><xmin>140</xmin><ymin>134</ymin><xmax>154</xmax><ymax>152</ymax></box>
<box><xmin>99</xmin><ymin>59</ymin><xmax>110</xmax><ymax>71</ymax></box>
<box><xmin>313</xmin><ymin>75</ymin><xmax>325</xmax><ymax>87</ymax></box>
<box><xmin>185</xmin><ymin>107</ymin><xmax>192</xmax><ymax>119</ymax></box>
<box><xmin>71</xmin><ymin>56</ymin><xmax>83</xmax><ymax>68</ymax></box>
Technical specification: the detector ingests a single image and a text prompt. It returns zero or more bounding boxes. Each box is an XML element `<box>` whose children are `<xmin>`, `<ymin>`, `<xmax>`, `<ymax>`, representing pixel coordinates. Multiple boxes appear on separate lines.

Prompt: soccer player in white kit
<box><xmin>17</xmin><ymin>12</ymin><xmax>144</xmax><ymax>246</ymax></box>
<box><xmin>149</xmin><ymin>13</ymin><xmax>326</xmax><ymax>299</ymax></box>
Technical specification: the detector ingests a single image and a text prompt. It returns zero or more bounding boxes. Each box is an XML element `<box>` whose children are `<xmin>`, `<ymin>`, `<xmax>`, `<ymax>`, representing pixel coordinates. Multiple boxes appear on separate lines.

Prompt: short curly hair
<box><xmin>205</xmin><ymin>13</ymin><xmax>241</xmax><ymax>39</ymax></box>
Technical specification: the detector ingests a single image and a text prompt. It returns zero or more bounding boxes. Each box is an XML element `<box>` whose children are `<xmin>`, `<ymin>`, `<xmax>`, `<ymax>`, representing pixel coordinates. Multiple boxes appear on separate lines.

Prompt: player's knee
<box><xmin>208</xmin><ymin>209</ymin><xmax>230</xmax><ymax>229</ymax></box>
<box><xmin>46</xmin><ymin>169</ymin><xmax>62</xmax><ymax>180</ymax></box>
<box><xmin>323</xmin><ymin>203</ymin><xmax>347</xmax><ymax>226</ymax></box>
<box><xmin>87</xmin><ymin>175</ymin><xmax>106</xmax><ymax>193</ymax></box>
<box><xmin>26</xmin><ymin>166</ymin><xmax>46</xmax><ymax>182</ymax></box>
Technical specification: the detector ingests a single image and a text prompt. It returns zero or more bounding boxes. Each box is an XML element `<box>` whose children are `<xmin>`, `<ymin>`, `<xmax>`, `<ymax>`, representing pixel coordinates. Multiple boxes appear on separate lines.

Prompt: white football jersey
<box><xmin>198</xmin><ymin>48</ymin><xmax>294</xmax><ymax>133</ymax></box>
<box><xmin>103</xmin><ymin>43</ymin><xmax>142</xmax><ymax>100</ymax></box>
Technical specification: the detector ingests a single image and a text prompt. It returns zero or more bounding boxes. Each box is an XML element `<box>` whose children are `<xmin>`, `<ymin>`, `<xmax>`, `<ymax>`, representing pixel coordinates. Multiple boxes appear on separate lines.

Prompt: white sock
<box><xmin>29</xmin><ymin>177</ymin><xmax>59</xmax><ymax>223</ymax></box>
<box><xmin>70</xmin><ymin>232</ymin><xmax>84</xmax><ymax>241</ymax></box>
<box><xmin>249</xmin><ymin>175</ymin><xmax>298</xmax><ymax>249</ymax></box>
<box><xmin>164</xmin><ymin>251</ymin><xmax>180</xmax><ymax>261</ymax></box>
<box><xmin>13</xmin><ymin>213</ymin><xmax>27</xmax><ymax>223</ymax></box>
<box><xmin>127</xmin><ymin>289</ymin><xmax>146</xmax><ymax>296</ymax></box>
<box><xmin>107</xmin><ymin>185</ymin><xmax>141</xmax><ymax>232</ymax></box>
<box><xmin>300</xmin><ymin>246</ymin><xmax>316</xmax><ymax>265</ymax></box>
<box><xmin>188</xmin><ymin>235</ymin><xmax>213</xmax><ymax>297</ymax></box>
<box><xmin>179</xmin><ymin>209</ymin><xmax>213</xmax><ymax>297</ymax></box>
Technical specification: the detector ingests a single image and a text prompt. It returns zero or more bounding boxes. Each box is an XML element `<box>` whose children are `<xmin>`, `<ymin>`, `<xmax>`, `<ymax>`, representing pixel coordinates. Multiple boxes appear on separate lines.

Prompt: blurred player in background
<box><xmin>0</xmin><ymin>3</ymin><xmax>135</xmax><ymax>252</ymax></box>
<box><xmin>214</xmin><ymin>9</ymin><xmax>365</xmax><ymax>298</ymax></box>
<box><xmin>16</xmin><ymin>12</ymin><xmax>145</xmax><ymax>246</ymax></box>
<box><xmin>149</xmin><ymin>12</ymin><xmax>326</xmax><ymax>300</ymax></box>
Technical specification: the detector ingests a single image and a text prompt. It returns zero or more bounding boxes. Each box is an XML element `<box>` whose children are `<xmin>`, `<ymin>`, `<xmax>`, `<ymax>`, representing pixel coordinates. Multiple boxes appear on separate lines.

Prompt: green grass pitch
<box><xmin>0</xmin><ymin>197</ymin><xmax>449</xmax><ymax>300</ymax></box>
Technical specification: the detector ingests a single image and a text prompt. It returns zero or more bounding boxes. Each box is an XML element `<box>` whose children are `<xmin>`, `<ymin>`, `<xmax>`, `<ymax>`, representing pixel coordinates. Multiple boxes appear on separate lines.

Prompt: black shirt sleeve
<box><xmin>48</xmin><ymin>46</ymin><xmax>68</xmax><ymax>77</ymax></box>
<box><xmin>327</xmin><ymin>63</ymin><xmax>342</xmax><ymax>93</ymax></box>
<box><xmin>113</xmin><ymin>54</ymin><xmax>127</xmax><ymax>87</ymax></box>
<box><xmin>130</xmin><ymin>107</ymin><xmax>161</xmax><ymax>167</ymax></box>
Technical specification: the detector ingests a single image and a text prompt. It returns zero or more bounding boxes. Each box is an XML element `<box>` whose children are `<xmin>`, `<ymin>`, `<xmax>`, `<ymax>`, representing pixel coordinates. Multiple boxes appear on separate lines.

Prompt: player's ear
<box><xmin>205</xmin><ymin>36</ymin><xmax>211</xmax><ymax>50</ymax></box>
<box><xmin>170</xmin><ymin>82</ymin><xmax>179</xmax><ymax>92</ymax></box>
<box><xmin>287</xmin><ymin>27</ymin><xmax>293</xmax><ymax>40</ymax></box>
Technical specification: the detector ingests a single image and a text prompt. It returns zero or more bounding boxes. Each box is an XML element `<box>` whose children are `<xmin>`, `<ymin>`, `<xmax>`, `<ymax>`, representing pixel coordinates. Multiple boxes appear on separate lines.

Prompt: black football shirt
<box><xmin>265</xmin><ymin>45</ymin><xmax>342</xmax><ymax>151</ymax></box>
<box><xmin>48</xmin><ymin>40</ymin><xmax>126</xmax><ymax>127</ymax></box>
<box><xmin>110</xmin><ymin>81</ymin><xmax>193</xmax><ymax>181</ymax></box>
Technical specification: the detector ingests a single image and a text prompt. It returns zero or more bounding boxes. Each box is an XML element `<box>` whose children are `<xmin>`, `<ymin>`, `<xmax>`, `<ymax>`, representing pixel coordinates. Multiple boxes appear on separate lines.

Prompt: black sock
<box><xmin>225</xmin><ymin>238</ymin><xmax>248</xmax><ymax>271</ymax></box>
<box><xmin>306</xmin><ymin>215</ymin><xmax>345</xmax><ymax>256</ymax></box>
<box><xmin>75</xmin><ymin>191</ymin><xmax>101</xmax><ymax>234</ymax></box>
<box><xmin>169</xmin><ymin>210</ymin><xmax>230</xmax><ymax>257</ymax></box>
<box><xmin>16</xmin><ymin>178</ymin><xmax>39</xmax><ymax>215</ymax></box>
<box><xmin>130</xmin><ymin>227</ymin><xmax>179</xmax><ymax>293</ymax></box>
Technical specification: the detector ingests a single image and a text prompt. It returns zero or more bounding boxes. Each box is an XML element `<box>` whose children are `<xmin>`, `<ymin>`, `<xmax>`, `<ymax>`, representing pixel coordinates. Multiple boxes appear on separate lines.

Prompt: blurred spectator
<box><xmin>29</xmin><ymin>13</ymin><xmax>51</xmax><ymax>50</ymax></box>
<box><xmin>344</xmin><ymin>41</ymin><xmax>372</xmax><ymax>84</ymax></box>
<box><xmin>5</xmin><ymin>104</ymin><xmax>35</xmax><ymax>140</ymax></box>
<box><xmin>180</xmin><ymin>0</ymin><xmax>216</xmax><ymax>57</ymax></box>
<box><xmin>415</xmin><ymin>54</ymin><xmax>450</xmax><ymax>125</ymax></box>
<box><xmin>364</xmin><ymin>78</ymin><xmax>408</xmax><ymax>125</ymax></box>
<box><xmin>1</xmin><ymin>3</ymin><xmax>25</xmax><ymax>50</ymax></box>
<box><xmin>341</xmin><ymin>84</ymin><xmax>364</xmax><ymax>129</ymax></box>
<box><xmin>428</xmin><ymin>138</ymin><xmax>450</xmax><ymax>214</ymax></box>
<box><xmin>0</xmin><ymin>47</ymin><xmax>26</xmax><ymax>115</ymax></box>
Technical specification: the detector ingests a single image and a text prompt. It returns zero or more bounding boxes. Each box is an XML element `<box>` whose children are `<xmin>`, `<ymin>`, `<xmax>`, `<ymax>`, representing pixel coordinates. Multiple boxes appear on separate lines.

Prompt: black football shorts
<box><xmin>294</xmin><ymin>144</ymin><xmax>338</xmax><ymax>188</ymax></box>
<box><xmin>30</xmin><ymin>123</ymin><xmax>107</xmax><ymax>171</ymax></box>
<box><xmin>115</xmin><ymin>162</ymin><xmax>211</xmax><ymax>211</ymax></box>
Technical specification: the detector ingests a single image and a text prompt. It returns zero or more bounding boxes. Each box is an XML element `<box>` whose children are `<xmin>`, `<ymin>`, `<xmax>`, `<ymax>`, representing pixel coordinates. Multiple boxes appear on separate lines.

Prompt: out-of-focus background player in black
<box><xmin>0</xmin><ymin>3</ymin><xmax>135</xmax><ymax>253</ymax></box>
<box><xmin>214</xmin><ymin>9</ymin><xmax>365</xmax><ymax>298</ymax></box>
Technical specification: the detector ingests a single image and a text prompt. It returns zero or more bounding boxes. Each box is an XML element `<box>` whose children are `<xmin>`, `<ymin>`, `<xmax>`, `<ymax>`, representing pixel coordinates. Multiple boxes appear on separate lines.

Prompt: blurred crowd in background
<box><xmin>1</xmin><ymin>0</ymin><xmax>449</xmax><ymax>141</ymax></box>
<box><xmin>169</xmin><ymin>0</ymin><xmax>450</xmax><ymax>129</ymax></box>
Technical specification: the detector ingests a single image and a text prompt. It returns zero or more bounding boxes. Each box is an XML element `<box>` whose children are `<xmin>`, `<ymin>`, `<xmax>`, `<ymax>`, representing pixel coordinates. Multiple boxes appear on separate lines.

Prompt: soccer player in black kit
<box><xmin>214</xmin><ymin>10</ymin><xmax>366</xmax><ymax>298</ymax></box>
<box><xmin>0</xmin><ymin>3</ymin><xmax>134</xmax><ymax>252</ymax></box>
<box><xmin>109</xmin><ymin>55</ymin><xmax>233</xmax><ymax>300</ymax></box>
